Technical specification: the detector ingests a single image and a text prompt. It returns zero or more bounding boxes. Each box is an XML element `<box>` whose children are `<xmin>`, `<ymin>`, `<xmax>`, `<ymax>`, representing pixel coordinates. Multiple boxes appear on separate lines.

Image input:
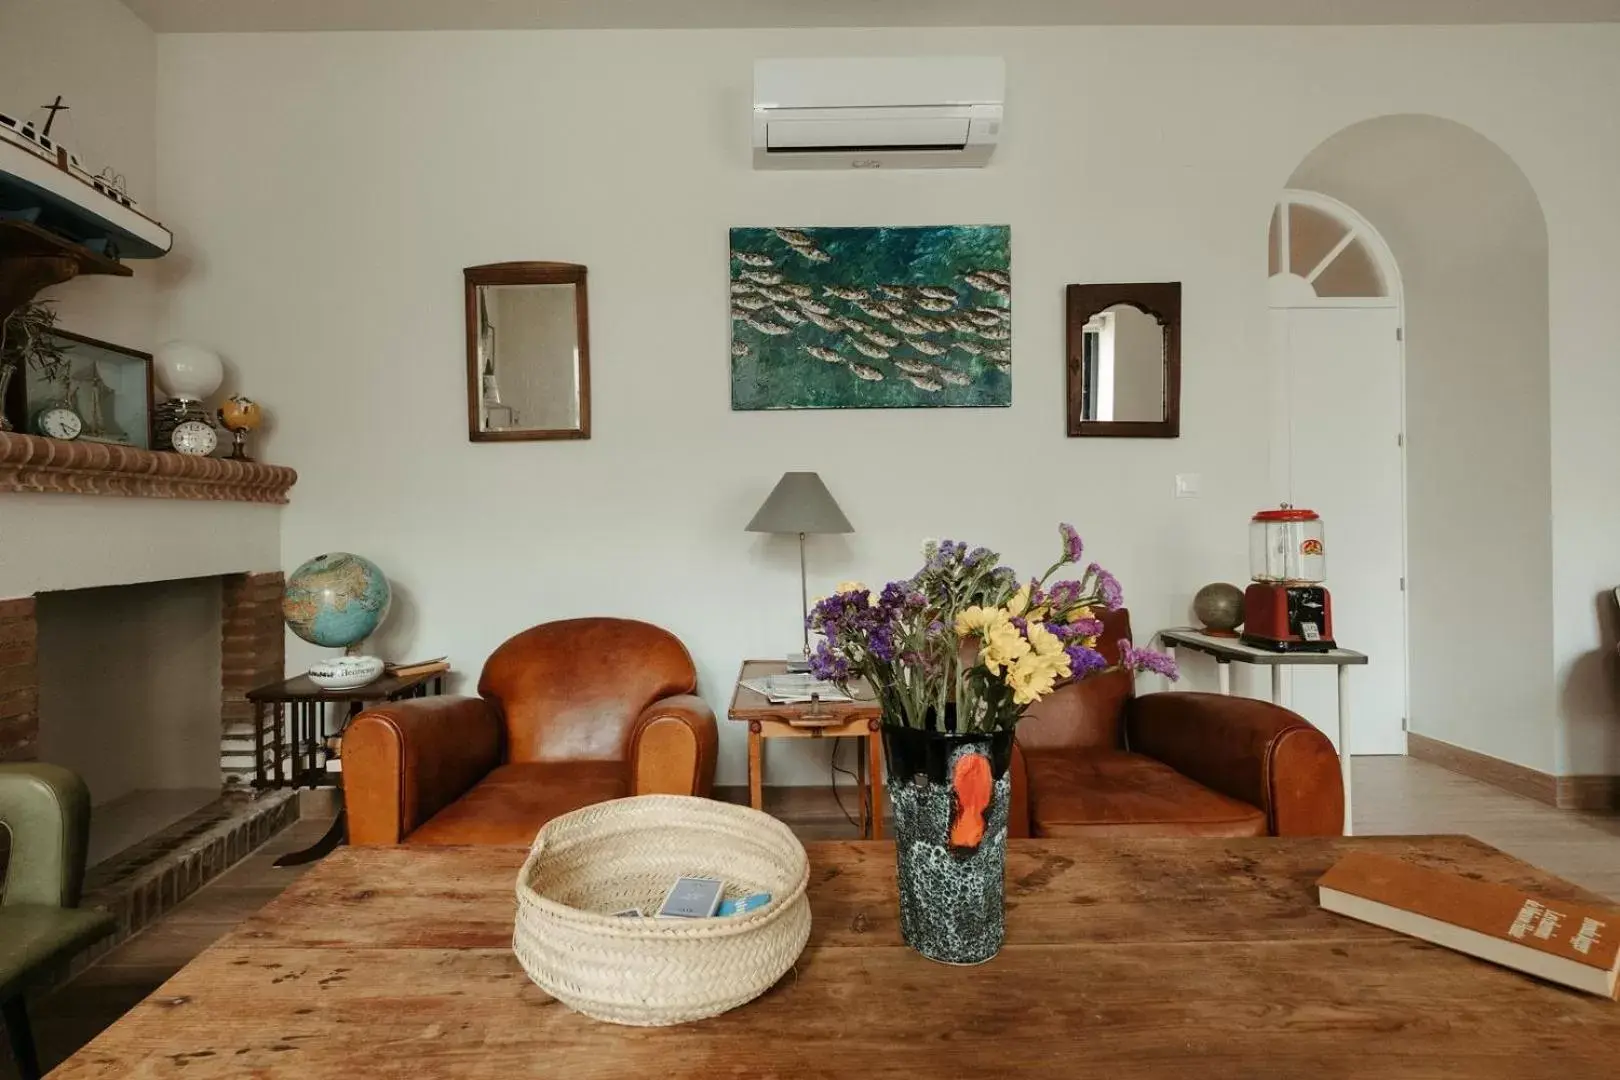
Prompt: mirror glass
<box><xmin>1077</xmin><ymin>303</ymin><xmax>1166</xmax><ymax>423</ymax></box>
<box><xmin>471</xmin><ymin>281</ymin><xmax>586</xmax><ymax>438</ymax></box>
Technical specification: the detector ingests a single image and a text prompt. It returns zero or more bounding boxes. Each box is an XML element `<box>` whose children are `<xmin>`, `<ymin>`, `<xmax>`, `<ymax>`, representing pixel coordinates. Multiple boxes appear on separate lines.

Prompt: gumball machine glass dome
<box><xmin>281</xmin><ymin>553</ymin><xmax>392</xmax><ymax>650</ymax></box>
<box><xmin>153</xmin><ymin>340</ymin><xmax>224</xmax><ymax>402</ymax></box>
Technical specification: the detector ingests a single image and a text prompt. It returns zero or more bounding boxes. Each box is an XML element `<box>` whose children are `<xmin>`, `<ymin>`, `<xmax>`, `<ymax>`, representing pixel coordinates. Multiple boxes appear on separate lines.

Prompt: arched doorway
<box><xmin>1276</xmin><ymin>114</ymin><xmax>1554</xmax><ymax>780</ymax></box>
<box><xmin>1268</xmin><ymin>189</ymin><xmax>1408</xmax><ymax>757</ymax></box>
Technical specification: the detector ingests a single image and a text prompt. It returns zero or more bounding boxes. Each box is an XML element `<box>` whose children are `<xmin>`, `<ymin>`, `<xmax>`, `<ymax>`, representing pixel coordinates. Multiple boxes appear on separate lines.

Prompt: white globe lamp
<box><xmin>153</xmin><ymin>341</ymin><xmax>224</xmax><ymax>403</ymax></box>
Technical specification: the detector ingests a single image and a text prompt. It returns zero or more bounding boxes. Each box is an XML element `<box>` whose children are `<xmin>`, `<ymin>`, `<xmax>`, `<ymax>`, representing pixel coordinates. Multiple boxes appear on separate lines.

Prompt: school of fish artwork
<box><xmin>729</xmin><ymin>225</ymin><xmax>1011</xmax><ymax>410</ymax></box>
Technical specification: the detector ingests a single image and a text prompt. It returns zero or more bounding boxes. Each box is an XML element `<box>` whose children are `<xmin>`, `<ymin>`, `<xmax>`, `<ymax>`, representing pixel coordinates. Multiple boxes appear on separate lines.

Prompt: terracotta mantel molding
<box><xmin>0</xmin><ymin>432</ymin><xmax>297</xmax><ymax>503</ymax></box>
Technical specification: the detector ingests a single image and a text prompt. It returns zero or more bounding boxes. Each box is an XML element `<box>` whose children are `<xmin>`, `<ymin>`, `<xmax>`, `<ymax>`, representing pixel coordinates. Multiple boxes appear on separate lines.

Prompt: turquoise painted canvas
<box><xmin>729</xmin><ymin>225</ymin><xmax>1011</xmax><ymax>410</ymax></box>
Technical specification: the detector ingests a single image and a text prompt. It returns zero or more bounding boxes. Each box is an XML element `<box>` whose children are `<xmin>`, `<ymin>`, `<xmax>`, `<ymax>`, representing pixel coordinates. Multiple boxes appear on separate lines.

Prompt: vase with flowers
<box><xmin>808</xmin><ymin>524</ymin><xmax>1176</xmax><ymax>964</ymax></box>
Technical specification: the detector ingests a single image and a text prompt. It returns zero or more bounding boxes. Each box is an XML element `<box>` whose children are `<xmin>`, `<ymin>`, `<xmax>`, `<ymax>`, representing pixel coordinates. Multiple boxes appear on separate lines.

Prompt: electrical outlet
<box><xmin>1175</xmin><ymin>473</ymin><xmax>1201</xmax><ymax>498</ymax></box>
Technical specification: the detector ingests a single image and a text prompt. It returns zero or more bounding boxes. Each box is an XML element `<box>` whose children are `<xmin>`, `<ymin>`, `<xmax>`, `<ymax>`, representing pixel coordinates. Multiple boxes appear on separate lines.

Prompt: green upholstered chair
<box><xmin>1</xmin><ymin>764</ymin><xmax>115</xmax><ymax>1080</ymax></box>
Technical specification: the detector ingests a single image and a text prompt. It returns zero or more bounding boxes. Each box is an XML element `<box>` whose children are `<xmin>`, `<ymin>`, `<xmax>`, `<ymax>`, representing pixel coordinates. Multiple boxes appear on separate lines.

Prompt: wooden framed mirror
<box><xmin>1065</xmin><ymin>282</ymin><xmax>1180</xmax><ymax>438</ymax></box>
<box><xmin>465</xmin><ymin>262</ymin><xmax>591</xmax><ymax>441</ymax></box>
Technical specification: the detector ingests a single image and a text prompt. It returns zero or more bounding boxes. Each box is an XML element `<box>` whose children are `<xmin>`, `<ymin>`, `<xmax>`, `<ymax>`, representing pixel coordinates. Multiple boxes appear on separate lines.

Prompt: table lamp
<box><xmin>746</xmin><ymin>472</ymin><xmax>854</xmax><ymax>671</ymax></box>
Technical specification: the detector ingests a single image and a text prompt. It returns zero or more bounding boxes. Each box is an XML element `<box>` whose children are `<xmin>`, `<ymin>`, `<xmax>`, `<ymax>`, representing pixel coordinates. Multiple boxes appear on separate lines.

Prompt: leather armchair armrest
<box><xmin>343</xmin><ymin>696</ymin><xmax>502</xmax><ymax>845</ymax></box>
<box><xmin>1007</xmin><ymin>740</ymin><xmax>1032</xmax><ymax>840</ymax></box>
<box><xmin>1124</xmin><ymin>691</ymin><xmax>1345</xmax><ymax>836</ymax></box>
<box><xmin>628</xmin><ymin>694</ymin><xmax>718</xmax><ymax>798</ymax></box>
<box><xmin>0</xmin><ymin>763</ymin><xmax>92</xmax><ymax>907</ymax></box>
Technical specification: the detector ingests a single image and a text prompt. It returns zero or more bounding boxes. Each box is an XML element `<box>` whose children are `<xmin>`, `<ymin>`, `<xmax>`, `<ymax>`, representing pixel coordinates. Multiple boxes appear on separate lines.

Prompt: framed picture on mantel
<box><xmin>3</xmin><ymin>329</ymin><xmax>154</xmax><ymax>447</ymax></box>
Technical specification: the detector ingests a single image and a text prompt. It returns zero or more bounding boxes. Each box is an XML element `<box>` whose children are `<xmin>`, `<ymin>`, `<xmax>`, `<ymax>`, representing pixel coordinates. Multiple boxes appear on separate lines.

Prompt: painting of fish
<box><xmin>730</xmin><ymin>225</ymin><xmax>1010</xmax><ymax>410</ymax></box>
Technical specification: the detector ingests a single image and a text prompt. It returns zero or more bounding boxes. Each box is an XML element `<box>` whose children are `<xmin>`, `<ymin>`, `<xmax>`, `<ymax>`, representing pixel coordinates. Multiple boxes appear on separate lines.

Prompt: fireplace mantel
<box><xmin>0</xmin><ymin>432</ymin><xmax>296</xmax><ymax>503</ymax></box>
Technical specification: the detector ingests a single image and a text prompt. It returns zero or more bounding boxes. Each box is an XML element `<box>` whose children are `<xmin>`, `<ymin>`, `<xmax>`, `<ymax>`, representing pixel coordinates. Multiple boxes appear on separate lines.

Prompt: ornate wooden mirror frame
<box><xmin>1065</xmin><ymin>281</ymin><xmax>1181</xmax><ymax>439</ymax></box>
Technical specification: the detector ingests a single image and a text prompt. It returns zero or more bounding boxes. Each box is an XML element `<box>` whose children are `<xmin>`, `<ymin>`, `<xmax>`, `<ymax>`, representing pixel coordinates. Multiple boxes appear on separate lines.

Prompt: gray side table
<box><xmin>1157</xmin><ymin>628</ymin><xmax>1368</xmax><ymax>834</ymax></box>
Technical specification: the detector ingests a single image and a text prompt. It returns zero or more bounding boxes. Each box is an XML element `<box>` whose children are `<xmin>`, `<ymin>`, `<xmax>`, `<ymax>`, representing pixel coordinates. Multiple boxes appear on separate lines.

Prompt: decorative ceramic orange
<box><xmin>948</xmin><ymin>752</ymin><xmax>992</xmax><ymax>850</ymax></box>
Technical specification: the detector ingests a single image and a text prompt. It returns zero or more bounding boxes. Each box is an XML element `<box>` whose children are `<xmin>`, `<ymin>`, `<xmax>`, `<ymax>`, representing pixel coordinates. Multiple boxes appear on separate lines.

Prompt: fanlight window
<box><xmin>1268</xmin><ymin>195</ymin><xmax>1388</xmax><ymax>300</ymax></box>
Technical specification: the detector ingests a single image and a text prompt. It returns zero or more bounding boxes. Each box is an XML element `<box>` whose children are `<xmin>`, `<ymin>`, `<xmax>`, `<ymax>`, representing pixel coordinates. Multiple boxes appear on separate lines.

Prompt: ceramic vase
<box><xmin>882</xmin><ymin>715</ymin><xmax>1014</xmax><ymax>965</ymax></box>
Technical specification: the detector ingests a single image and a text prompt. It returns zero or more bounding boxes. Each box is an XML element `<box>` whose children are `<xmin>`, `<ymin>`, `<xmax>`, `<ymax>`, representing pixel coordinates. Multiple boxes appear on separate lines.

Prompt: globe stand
<box><xmin>224</xmin><ymin>424</ymin><xmax>252</xmax><ymax>462</ymax></box>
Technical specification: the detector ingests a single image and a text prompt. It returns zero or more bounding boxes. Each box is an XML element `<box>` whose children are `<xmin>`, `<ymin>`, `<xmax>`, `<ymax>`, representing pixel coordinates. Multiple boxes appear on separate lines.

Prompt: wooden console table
<box><xmin>727</xmin><ymin>659</ymin><xmax>884</xmax><ymax>839</ymax></box>
<box><xmin>52</xmin><ymin>836</ymin><xmax>1620</xmax><ymax>1078</ymax></box>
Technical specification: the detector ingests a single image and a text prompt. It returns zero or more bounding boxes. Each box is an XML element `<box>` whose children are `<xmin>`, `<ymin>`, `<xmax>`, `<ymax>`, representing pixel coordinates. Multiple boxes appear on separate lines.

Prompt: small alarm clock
<box><xmin>32</xmin><ymin>406</ymin><xmax>83</xmax><ymax>441</ymax></box>
<box><xmin>170</xmin><ymin>419</ymin><xmax>218</xmax><ymax>456</ymax></box>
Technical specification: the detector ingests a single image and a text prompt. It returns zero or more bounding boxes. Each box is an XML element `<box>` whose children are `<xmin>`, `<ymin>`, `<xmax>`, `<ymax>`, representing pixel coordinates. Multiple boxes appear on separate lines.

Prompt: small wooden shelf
<box><xmin>0</xmin><ymin>220</ymin><xmax>132</xmax><ymax>319</ymax></box>
<box><xmin>0</xmin><ymin>431</ymin><xmax>297</xmax><ymax>503</ymax></box>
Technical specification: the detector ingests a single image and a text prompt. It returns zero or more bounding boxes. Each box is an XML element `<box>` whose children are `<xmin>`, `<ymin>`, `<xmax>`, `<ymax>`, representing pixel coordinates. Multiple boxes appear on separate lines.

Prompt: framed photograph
<box><xmin>21</xmin><ymin>330</ymin><xmax>154</xmax><ymax>448</ymax></box>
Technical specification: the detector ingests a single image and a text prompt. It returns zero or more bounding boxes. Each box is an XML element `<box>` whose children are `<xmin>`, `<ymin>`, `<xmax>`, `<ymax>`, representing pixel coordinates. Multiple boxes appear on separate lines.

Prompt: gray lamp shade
<box><xmin>745</xmin><ymin>472</ymin><xmax>854</xmax><ymax>535</ymax></box>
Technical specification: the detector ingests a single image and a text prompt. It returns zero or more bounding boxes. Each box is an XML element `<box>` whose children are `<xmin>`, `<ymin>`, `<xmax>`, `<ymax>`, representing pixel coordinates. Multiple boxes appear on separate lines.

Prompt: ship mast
<box><xmin>39</xmin><ymin>96</ymin><xmax>68</xmax><ymax>138</ymax></box>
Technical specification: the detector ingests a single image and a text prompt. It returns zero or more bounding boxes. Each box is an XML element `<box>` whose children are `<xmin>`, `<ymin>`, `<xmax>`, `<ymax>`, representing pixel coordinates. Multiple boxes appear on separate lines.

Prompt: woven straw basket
<box><xmin>513</xmin><ymin>795</ymin><xmax>811</xmax><ymax>1026</ymax></box>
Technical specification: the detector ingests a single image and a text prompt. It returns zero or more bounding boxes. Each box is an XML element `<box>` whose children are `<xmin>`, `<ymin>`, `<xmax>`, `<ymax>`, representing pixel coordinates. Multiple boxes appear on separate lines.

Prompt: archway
<box><xmin>1273</xmin><ymin>114</ymin><xmax>1554</xmax><ymax>776</ymax></box>
<box><xmin>1267</xmin><ymin>189</ymin><xmax>1407</xmax><ymax>759</ymax></box>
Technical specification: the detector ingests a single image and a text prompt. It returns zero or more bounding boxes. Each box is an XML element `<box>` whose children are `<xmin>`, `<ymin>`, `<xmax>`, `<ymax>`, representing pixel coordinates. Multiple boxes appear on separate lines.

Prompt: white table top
<box><xmin>1159</xmin><ymin>627</ymin><xmax>1368</xmax><ymax>666</ymax></box>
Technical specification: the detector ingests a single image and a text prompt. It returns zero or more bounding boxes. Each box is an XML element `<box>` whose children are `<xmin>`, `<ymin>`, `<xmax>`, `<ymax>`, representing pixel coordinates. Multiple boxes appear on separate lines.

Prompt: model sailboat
<box><xmin>0</xmin><ymin>96</ymin><xmax>172</xmax><ymax>259</ymax></box>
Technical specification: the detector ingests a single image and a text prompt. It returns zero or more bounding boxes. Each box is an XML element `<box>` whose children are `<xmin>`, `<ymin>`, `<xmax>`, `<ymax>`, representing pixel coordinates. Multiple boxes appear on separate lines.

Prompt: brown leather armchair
<box><xmin>344</xmin><ymin>617</ymin><xmax>718</xmax><ymax>845</ymax></box>
<box><xmin>1010</xmin><ymin>610</ymin><xmax>1344</xmax><ymax>839</ymax></box>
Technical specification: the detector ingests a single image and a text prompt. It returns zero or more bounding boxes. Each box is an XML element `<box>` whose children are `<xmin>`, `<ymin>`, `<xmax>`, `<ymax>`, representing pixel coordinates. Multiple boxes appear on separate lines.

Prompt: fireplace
<box><xmin>1</xmin><ymin>570</ymin><xmax>286</xmax><ymax>866</ymax></box>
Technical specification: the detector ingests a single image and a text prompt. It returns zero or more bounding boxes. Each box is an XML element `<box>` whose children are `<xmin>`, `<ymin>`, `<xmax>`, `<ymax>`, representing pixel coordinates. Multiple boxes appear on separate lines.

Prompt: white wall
<box><xmin>0</xmin><ymin>0</ymin><xmax>285</xmax><ymax>603</ymax></box>
<box><xmin>154</xmin><ymin>25</ymin><xmax>1620</xmax><ymax>781</ymax></box>
<box><xmin>1290</xmin><ymin>116</ymin><xmax>1557</xmax><ymax>773</ymax></box>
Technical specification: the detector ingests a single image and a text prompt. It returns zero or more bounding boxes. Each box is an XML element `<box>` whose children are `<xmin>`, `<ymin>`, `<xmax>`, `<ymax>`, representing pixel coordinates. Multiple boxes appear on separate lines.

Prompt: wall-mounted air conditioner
<box><xmin>752</xmin><ymin>57</ymin><xmax>1004</xmax><ymax>170</ymax></box>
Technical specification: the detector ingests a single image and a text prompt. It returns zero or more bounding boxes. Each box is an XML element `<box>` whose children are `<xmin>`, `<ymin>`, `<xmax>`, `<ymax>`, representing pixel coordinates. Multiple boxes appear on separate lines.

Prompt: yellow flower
<box><xmin>835</xmin><ymin>581</ymin><xmax>867</xmax><ymax>595</ymax></box>
<box><xmin>1025</xmin><ymin>620</ymin><xmax>1065</xmax><ymax>658</ymax></box>
<box><xmin>955</xmin><ymin>605</ymin><xmax>997</xmax><ymax>637</ymax></box>
<box><xmin>1006</xmin><ymin>585</ymin><xmax>1031</xmax><ymax>617</ymax></box>
<box><xmin>1005</xmin><ymin>649</ymin><xmax>1073</xmax><ymax>705</ymax></box>
<box><xmin>980</xmin><ymin>613</ymin><xmax>1030</xmax><ymax>675</ymax></box>
<box><xmin>1068</xmin><ymin>605</ymin><xmax>1095</xmax><ymax>623</ymax></box>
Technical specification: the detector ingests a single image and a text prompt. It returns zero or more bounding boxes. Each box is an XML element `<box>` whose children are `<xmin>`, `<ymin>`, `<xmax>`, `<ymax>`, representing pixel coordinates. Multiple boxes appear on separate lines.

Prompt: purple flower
<box><xmin>867</xmin><ymin>623</ymin><xmax>897</xmax><ymax>662</ymax></box>
<box><xmin>1089</xmin><ymin>564</ymin><xmax>1124</xmax><ymax>611</ymax></box>
<box><xmin>1058</xmin><ymin>523</ymin><xmax>1083</xmax><ymax>563</ymax></box>
<box><xmin>809</xmin><ymin>640</ymin><xmax>850</xmax><ymax>681</ymax></box>
<box><xmin>1070</xmin><ymin>617</ymin><xmax>1104</xmax><ymax>638</ymax></box>
<box><xmin>1119</xmin><ymin>640</ymin><xmax>1179</xmax><ymax>680</ymax></box>
<box><xmin>964</xmin><ymin>546</ymin><xmax>993</xmax><ymax>568</ymax></box>
<box><xmin>1065</xmin><ymin>645</ymin><xmax>1108</xmax><ymax>678</ymax></box>
<box><xmin>1045</xmin><ymin>579</ymin><xmax>1083</xmax><ymax>609</ymax></box>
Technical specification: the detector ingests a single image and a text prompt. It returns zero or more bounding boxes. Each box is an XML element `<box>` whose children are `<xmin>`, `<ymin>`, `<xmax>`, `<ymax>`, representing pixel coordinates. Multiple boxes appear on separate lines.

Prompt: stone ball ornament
<box><xmin>1193</xmin><ymin>582</ymin><xmax>1245</xmax><ymax>637</ymax></box>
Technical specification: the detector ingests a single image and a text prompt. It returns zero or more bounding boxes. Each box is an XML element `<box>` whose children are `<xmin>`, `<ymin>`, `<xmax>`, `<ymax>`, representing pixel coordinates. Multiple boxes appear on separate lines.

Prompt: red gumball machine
<box><xmin>1242</xmin><ymin>506</ymin><xmax>1335</xmax><ymax>652</ymax></box>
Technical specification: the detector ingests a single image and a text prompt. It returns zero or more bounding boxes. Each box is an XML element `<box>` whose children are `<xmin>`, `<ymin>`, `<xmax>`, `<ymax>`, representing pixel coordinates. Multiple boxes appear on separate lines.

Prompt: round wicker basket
<box><xmin>513</xmin><ymin>795</ymin><xmax>811</xmax><ymax>1026</ymax></box>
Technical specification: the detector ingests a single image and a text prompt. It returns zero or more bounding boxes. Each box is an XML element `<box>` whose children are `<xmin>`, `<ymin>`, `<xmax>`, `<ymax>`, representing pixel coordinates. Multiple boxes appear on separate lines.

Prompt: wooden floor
<box><xmin>10</xmin><ymin>756</ymin><xmax>1619</xmax><ymax>1078</ymax></box>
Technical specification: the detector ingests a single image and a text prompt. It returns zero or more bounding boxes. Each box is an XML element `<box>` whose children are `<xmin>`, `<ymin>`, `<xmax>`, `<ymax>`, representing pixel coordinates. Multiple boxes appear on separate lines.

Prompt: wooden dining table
<box><xmin>50</xmin><ymin>836</ymin><xmax>1619</xmax><ymax>1078</ymax></box>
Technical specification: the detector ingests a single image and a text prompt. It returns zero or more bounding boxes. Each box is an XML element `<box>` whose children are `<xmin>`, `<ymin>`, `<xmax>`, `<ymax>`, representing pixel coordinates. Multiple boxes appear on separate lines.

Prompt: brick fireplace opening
<box><xmin>2</xmin><ymin>573</ymin><xmax>294</xmax><ymax>938</ymax></box>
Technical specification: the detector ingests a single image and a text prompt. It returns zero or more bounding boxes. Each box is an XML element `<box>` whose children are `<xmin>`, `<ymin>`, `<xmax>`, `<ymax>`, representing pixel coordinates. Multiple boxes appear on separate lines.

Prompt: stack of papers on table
<box><xmin>740</xmin><ymin>674</ymin><xmax>853</xmax><ymax>704</ymax></box>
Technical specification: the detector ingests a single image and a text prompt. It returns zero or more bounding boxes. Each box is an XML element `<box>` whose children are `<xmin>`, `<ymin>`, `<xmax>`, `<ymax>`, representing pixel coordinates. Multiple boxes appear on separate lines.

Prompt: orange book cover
<box><xmin>1318</xmin><ymin>851</ymin><xmax>1619</xmax><ymax>998</ymax></box>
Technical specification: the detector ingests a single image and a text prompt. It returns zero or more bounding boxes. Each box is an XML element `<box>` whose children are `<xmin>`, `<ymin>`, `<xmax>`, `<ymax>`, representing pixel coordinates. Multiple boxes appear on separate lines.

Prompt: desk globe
<box><xmin>217</xmin><ymin>395</ymin><xmax>263</xmax><ymax>461</ymax></box>
<box><xmin>282</xmin><ymin>553</ymin><xmax>392</xmax><ymax>688</ymax></box>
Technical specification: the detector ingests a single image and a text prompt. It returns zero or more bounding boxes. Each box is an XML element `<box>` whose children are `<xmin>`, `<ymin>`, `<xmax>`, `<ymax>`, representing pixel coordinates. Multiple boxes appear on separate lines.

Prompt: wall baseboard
<box><xmin>1555</xmin><ymin>774</ymin><xmax>1620</xmax><ymax>813</ymax></box>
<box><xmin>1406</xmin><ymin>732</ymin><xmax>1619</xmax><ymax>812</ymax></box>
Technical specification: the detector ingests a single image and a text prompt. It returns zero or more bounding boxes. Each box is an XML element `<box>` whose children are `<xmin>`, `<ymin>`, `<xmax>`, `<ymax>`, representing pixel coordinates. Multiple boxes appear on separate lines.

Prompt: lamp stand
<box><xmin>799</xmin><ymin>531</ymin><xmax>810</xmax><ymax>661</ymax></box>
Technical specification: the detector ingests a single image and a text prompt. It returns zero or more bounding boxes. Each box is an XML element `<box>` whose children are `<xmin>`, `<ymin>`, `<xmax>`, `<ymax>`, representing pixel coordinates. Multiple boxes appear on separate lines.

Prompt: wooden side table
<box><xmin>727</xmin><ymin>660</ymin><xmax>885</xmax><ymax>839</ymax></box>
<box><xmin>246</xmin><ymin>669</ymin><xmax>447</xmax><ymax>864</ymax></box>
<box><xmin>1157</xmin><ymin>628</ymin><xmax>1366</xmax><ymax>834</ymax></box>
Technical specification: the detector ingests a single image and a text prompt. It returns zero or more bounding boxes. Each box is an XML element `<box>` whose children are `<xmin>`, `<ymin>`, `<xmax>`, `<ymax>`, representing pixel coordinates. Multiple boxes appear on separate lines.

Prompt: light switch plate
<box><xmin>1175</xmin><ymin>473</ymin><xmax>1201</xmax><ymax>498</ymax></box>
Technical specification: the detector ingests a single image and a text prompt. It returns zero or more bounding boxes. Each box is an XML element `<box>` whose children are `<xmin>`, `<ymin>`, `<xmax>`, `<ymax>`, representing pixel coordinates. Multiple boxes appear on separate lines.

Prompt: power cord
<box><xmin>828</xmin><ymin>740</ymin><xmax>862</xmax><ymax>830</ymax></box>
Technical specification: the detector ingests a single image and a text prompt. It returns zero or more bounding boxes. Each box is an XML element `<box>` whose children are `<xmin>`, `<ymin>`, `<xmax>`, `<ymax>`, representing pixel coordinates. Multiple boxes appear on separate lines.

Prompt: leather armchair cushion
<box><xmin>405</xmin><ymin>762</ymin><xmax>628</xmax><ymax>847</ymax></box>
<box><xmin>1025</xmin><ymin>749</ymin><xmax>1267</xmax><ymax>839</ymax></box>
<box><xmin>0</xmin><ymin>905</ymin><xmax>114</xmax><ymax>1000</ymax></box>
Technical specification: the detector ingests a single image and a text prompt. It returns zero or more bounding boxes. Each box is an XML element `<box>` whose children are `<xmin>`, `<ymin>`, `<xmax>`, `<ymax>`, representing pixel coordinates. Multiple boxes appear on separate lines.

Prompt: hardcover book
<box><xmin>1318</xmin><ymin>851</ymin><xmax>1619</xmax><ymax>999</ymax></box>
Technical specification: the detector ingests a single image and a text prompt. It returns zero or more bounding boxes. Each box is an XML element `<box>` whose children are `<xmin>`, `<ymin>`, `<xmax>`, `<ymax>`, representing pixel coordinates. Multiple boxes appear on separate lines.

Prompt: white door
<box><xmin>1271</xmin><ymin>305</ymin><xmax>1407</xmax><ymax>755</ymax></box>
